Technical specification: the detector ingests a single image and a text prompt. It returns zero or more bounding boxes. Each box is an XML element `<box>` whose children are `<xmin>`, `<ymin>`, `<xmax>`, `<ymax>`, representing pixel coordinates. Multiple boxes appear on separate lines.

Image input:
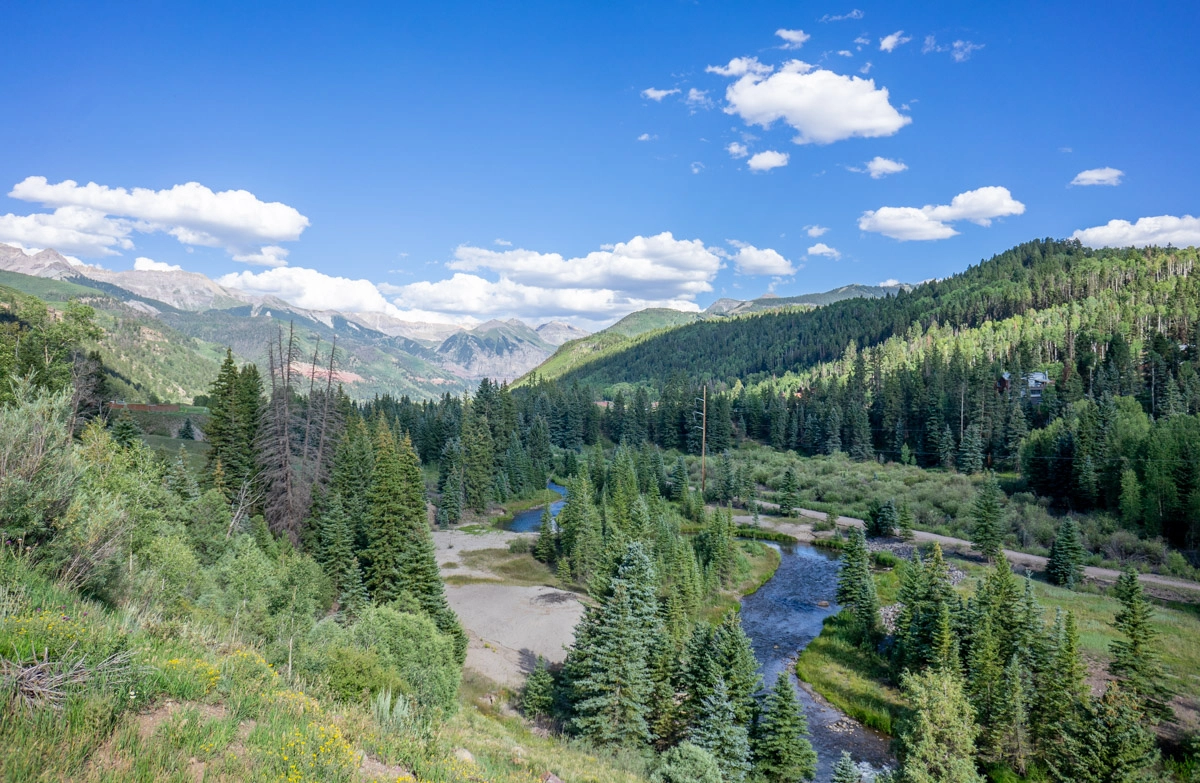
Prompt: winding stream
<box><xmin>739</xmin><ymin>542</ymin><xmax>893</xmax><ymax>781</ymax></box>
<box><xmin>507</xmin><ymin>483</ymin><xmax>894</xmax><ymax>780</ymax></box>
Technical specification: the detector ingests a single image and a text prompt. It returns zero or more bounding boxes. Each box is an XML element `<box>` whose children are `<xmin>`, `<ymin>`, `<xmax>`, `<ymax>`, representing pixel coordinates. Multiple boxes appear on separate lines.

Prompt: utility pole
<box><xmin>700</xmin><ymin>385</ymin><xmax>707</xmax><ymax>496</ymax></box>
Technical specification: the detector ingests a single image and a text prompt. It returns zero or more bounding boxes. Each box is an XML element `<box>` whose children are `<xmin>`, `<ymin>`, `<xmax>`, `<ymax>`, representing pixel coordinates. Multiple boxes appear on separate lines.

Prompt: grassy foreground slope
<box><xmin>0</xmin><ymin>552</ymin><xmax>649</xmax><ymax>783</ymax></box>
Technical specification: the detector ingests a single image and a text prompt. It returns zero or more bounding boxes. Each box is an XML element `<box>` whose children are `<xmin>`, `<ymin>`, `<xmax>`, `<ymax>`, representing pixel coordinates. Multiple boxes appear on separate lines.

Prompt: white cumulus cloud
<box><xmin>747</xmin><ymin>150</ymin><xmax>790</xmax><ymax>171</ymax></box>
<box><xmin>6</xmin><ymin>176</ymin><xmax>308</xmax><ymax>263</ymax></box>
<box><xmin>217</xmin><ymin>266</ymin><xmax>397</xmax><ymax>314</ymax></box>
<box><xmin>641</xmin><ymin>87</ymin><xmax>680</xmax><ymax>101</ymax></box>
<box><xmin>878</xmin><ymin>278</ymin><xmax>901</xmax><ymax>286</ymax></box>
<box><xmin>133</xmin><ymin>257</ymin><xmax>181</xmax><ymax>272</ymax></box>
<box><xmin>637</xmin><ymin>132</ymin><xmax>656</xmax><ymax>141</ymax></box>
<box><xmin>0</xmin><ymin>206</ymin><xmax>133</xmax><ymax>256</ymax></box>
<box><xmin>858</xmin><ymin>186</ymin><xmax>1025</xmax><ymax>240</ymax></box>
<box><xmin>726</xmin><ymin>142</ymin><xmax>750</xmax><ymax>159</ymax></box>
<box><xmin>805</xmin><ymin>225</ymin><xmax>830</xmax><ymax>237</ymax></box>
<box><xmin>864</xmin><ymin>156</ymin><xmax>908</xmax><ymax>178</ymax></box>
<box><xmin>1070</xmin><ymin>167</ymin><xmax>1123</xmax><ymax>186</ymax></box>
<box><xmin>1072</xmin><ymin>215</ymin><xmax>1200</xmax><ymax>248</ymax></box>
<box><xmin>807</xmin><ymin>242</ymin><xmax>842</xmax><ymax>259</ymax></box>
<box><xmin>775</xmin><ymin>29</ymin><xmax>811</xmax><ymax>49</ymax></box>
<box><xmin>711</xmin><ymin>58</ymin><xmax>911</xmax><ymax>145</ymax></box>
<box><xmin>727</xmin><ymin>240</ymin><xmax>795</xmax><ymax>275</ymax></box>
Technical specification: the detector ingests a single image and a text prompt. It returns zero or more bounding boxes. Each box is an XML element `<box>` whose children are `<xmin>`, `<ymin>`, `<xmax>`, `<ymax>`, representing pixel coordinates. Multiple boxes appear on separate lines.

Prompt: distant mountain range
<box><xmin>0</xmin><ymin>244</ymin><xmax>587</xmax><ymax>400</ymax></box>
<box><xmin>0</xmin><ymin>243</ymin><xmax>910</xmax><ymax>400</ymax></box>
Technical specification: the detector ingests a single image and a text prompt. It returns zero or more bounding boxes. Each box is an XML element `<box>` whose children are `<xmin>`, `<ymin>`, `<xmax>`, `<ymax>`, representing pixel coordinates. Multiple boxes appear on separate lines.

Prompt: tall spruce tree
<box><xmin>1046</xmin><ymin>516</ymin><xmax>1086</xmax><ymax>589</ymax></box>
<box><xmin>777</xmin><ymin>466</ymin><xmax>800</xmax><ymax>517</ymax></box>
<box><xmin>461</xmin><ymin>400</ymin><xmax>494</xmax><ymax>513</ymax></box>
<box><xmin>1108</xmin><ymin>568</ymin><xmax>1172</xmax><ymax>720</ymax></box>
<box><xmin>1045</xmin><ymin>684</ymin><xmax>1158</xmax><ymax>783</ymax></box>
<box><xmin>688</xmin><ymin>678</ymin><xmax>752</xmax><ymax>783</ymax></box>
<box><xmin>751</xmin><ymin>672</ymin><xmax>817</xmax><ymax>783</ymax></box>
<box><xmin>970</xmin><ymin>472</ymin><xmax>1005</xmax><ymax>562</ymax></box>
<box><xmin>836</xmin><ymin>527</ymin><xmax>878</xmax><ymax>646</ymax></box>
<box><xmin>568</xmin><ymin>544</ymin><xmax>660</xmax><ymax>747</ymax></box>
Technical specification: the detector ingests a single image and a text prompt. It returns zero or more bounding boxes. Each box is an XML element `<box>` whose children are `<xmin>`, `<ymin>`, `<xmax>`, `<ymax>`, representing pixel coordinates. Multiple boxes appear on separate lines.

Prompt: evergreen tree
<box><xmin>752</xmin><ymin>672</ymin><xmax>817</xmax><ymax>783</ymax></box>
<box><xmin>777</xmin><ymin>466</ymin><xmax>800</xmax><ymax>517</ymax></box>
<box><xmin>1046</xmin><ymin>516</ymin><xmax>1086</xmax><ymax>589</ymax></box>
<box><xmin>688</xmin><ymin>678</ymin><xmax>752</xmax><ymax>783</ymax></box>
<box><xmin>461</xmin><ymin>401</ymin><xmax>494</xmax><ymax>513</ymax></box>
<box><xmin>957</xmin><ymin>423</ymin><xmax>984</xmax><ymax>474</ymax></box>
<box><xmin>110</xmin><ymin>409</ymin><xmax>141</xmax><ymax>448</ymax></box>
<box><xmin>438</xmin><ymin>437</ymin><xmax>465</xmax><ymax>524</ymax></box>
<box><xmin>671</xmin><ymin>456</ymin><xmax>689</xmax><ymax>501</ymax></box>
<box><xmin>993</xmin><ymin>654</ymin><xmax>1032</xmax><ymax>774</ymax></box>
<box><xmin>1046</xmin><ymin>684</ymin><xmax>1158</xmax><ymax>783</ymax></box>
<box><xmin>896</xmin><ymin>668</ymin><xmax>984</xmax><ymax>783</ymax></box>
<box><xmin>521</xmin><ymin>657</ymin><xmax>555</xmax><ymax>719</ymax></box>
<box><xmin>318</xmin><ymin>492</ymin><xmax>358</xmax><ymax>596</ymax></box>
<box><xmin>568</xmin><ymin>544</ymin><xmax>660</xmax><ymax>747</ymax></box>
<box><xmin>178</xmin><ymin>417</ymin><xmax>196</xmax><ymax>440</ymax></box>
<box><xmin>831</xmin><ymin>751</ymin><xmax>862</xmax><ymax>783</ymax></box>
<box><xmin>1035</xmin><ymin>610</ymin><xmax>1088</xmax><ymax>749</ymax></box>
<box><xmin>897</xmin><ymin>502</ymin><xmax>914</xmax><ymax>541</ymax></box>
<box><xmin>970</xmin><ymin>473</ymin><xmax>1005</xmax><ymax>562</ymax></box>
<box><xmin>714</xmin><ymin>612</ymin><xmax>761</xmax><ymax>727</ymax></box>
<box><xmin>866</xmin><ymin>498</ymin><xmax>897</xmax><ymax>537</ymax></box>
<box><xmin>1108</xmin><ymin>568</ymin><xmax>1172</xmax><ymax>720</ymax></box>
<box><xmin>363</xmin><ymin>424</ymin><xmax>466</xmax><ymax>661</ymax></box>
<box><xmin>836</xmin><ymin>527</ymin><xmax>879</xmax><ymax>646</ymax></box>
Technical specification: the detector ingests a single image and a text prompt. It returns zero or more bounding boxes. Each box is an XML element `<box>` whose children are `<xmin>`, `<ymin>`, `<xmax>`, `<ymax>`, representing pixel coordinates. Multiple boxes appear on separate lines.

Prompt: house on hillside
<box><xmin>998</xmin><ymin>371</ymin><xmax>1052</xmax><ymax>403</ymax></box>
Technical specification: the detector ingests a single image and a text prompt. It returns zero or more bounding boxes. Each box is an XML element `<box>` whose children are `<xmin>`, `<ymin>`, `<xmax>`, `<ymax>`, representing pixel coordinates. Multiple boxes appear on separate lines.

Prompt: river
<box><xmin>739</xmin><ymin>542</ymin><xmax>893</xmax><ymax>781</ymax></box>
<box><xmin>507</xmin><ymin>483</ymin><xmax>894</xmax><ymax>780</ymax></box>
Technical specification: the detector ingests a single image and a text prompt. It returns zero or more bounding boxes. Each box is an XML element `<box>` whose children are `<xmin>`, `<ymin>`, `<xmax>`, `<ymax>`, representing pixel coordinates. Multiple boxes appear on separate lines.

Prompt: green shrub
<box><xmin>322</xmin><ymin>645</ymin><xmax>405</xmax><ymax>703</ymax></box>
<box><xmin>350</xmin><ymin>605</ymin><xmax>461</xmax><ymax>715</ymax></box>
<box><xmin>650</xmin><ymin>742</ymin><xmax>722</xmax><ymax>783</ymax></box>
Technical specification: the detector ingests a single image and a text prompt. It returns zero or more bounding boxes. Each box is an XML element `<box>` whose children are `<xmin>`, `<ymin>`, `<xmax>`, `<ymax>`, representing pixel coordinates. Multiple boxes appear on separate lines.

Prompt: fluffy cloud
<box><xmin>637</xmin><ymin>132</ymin><xmax>656</xmax><ymax>141</ymax></box>
<box><xmin>133</xmin><ymin>257</ymin><xmax>181</xmax><ymax>272</ymax></box>
<box><xmin>494</xmin><ymin>238</ymin><xmax>512</xmax><ymax>246</ymax></box>
<box><xmin>820</xmin><ymin>9</ymin><xmax>864</xmax><ymax>22</ymax></box>
<box><xmin>747</xmin><ymin>150</ymin><xmax>789</xmax><ymax>171</ymax></box>
<box><xmin>641</xmin><ymin>87</ymin><xmax>679</xmax><ymax>101</ymax></box>
<box><xmin>6</xmin><ymin>176</ymin><xmax>308</xmax><ymax>262</ymax></box>
<box><xmin>861</xmin><ymin>156</ymin><xmax>908</xmax><ymax>178</ymax></box>
<box><xmin>878</xmin><ymin>278</ymin><xmax>901</xmax><ymax>286</ymax></box>
<box><xmin>807</xmin><ymin>242</ymin><xmax>841</xmax><ymax>259</ymax></box>
<box><xmin>388</xmin><ymin>233</ymin><xmax>724</xmax><ymax>321</ymax></box>
<box><xmin>775</xmin><ymin>28</ymin><xmax>810</xmax><ymax>49</ymax></box>
<box><xmin>728</xmin><ymin>240</ymin><xmax>795</xmax><ymax>275</ymax></box>
<box><xmin>879</xmin><ymin>31</ymin><xmax>912</xmax><ymax>52</ymax></box>
<box><xmin>705</xmin><ymin>57</ymin><xmax>774</xmax><ymax>78</ymax></box>
<box><xmin>726</xmin><ymin>142</ymin><xmax>749</xmax><ymax>159</ymax></box>
<box><xmin>0</xmin><ymin>205</ymin><xmax>133</xmax><ymax>256</ymax></box>
<box><xmin>1070</xmin><ymin>167</ymin><xmax>1123</xmax><ymax>186</ymax></box>
<box><xmin>711</xmin><ymin>58</ymin><xmax>911</xmax><ymax>144</ymax></box>
<box><xmin>217</xmin><ymin>266</ymin><xmax>396</xmax><ymax>313</ymax></box>
<box><xmin>858</xmin><ymin>186</ymin><xmax>1025</xmax><ymax>240</ymax></box>
<box><xmin>1071</xmin><ymin>215</ymin><xmax>1200</xmax><ymax>248</ymax></box>
<box><xmin>805</xmin><ymin>225</ymin><xmax>829</xmax><ymax>237</ymax></box>
<box><xmin>232</xmin><ymin>246</ymin><xmax>290</xmax><ymax>267</ymax></box>
<box><xmin>837</xmin><ymin>50</ymin><xmax>853</xmax><ymax>57</ymax></box>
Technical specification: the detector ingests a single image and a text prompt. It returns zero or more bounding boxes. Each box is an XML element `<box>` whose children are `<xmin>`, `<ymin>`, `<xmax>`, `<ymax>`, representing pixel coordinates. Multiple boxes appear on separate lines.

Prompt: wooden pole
<box><xmin>700</xmin><ymin>385</ymin><xmax>707</xmax><ymax>496</ymax></box>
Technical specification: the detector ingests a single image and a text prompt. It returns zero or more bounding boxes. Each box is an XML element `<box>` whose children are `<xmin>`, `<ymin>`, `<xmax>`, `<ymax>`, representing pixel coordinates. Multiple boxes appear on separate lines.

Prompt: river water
<box><xmin>739</xmin><ymin>542</ymin><xmax>893</xmax><ymax>781</ymax></box>
<box><xmin>507</xmin><ymin>483</ymin><xmax>893</xmax><ymax>780</ymax></box>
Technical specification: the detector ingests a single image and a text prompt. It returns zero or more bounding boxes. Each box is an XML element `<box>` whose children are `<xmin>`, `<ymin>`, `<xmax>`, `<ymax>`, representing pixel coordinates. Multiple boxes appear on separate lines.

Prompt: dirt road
<box><xmin>736</xmin><ymin>502</ymin><xmax>1200</xmax><ymax>599</ymax></box>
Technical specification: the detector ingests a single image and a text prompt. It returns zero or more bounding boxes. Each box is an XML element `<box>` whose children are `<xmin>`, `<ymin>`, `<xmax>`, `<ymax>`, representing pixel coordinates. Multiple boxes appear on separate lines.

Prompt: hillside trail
<box><xmin>729</xmin><ymin>500</ymin><xmax>1200</xmax><ymax>599</ymax></box>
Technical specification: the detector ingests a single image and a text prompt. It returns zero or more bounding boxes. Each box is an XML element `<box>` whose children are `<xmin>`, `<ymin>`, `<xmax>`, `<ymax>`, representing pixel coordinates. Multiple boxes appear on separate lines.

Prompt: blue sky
<box><xmin>2</xmin><ymin>1</ymin><xmax>1197</xmax><ymax>327</ymax></box>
